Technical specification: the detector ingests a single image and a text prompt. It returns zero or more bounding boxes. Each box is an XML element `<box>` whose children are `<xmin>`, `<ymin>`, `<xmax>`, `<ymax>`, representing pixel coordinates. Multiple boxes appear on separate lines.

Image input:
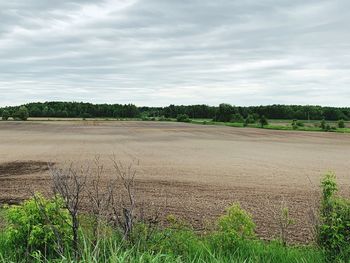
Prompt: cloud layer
<box><xmin>1</xmin><ymin>0</ymin><xmax>349</xmax><ymax>106</ymax></box>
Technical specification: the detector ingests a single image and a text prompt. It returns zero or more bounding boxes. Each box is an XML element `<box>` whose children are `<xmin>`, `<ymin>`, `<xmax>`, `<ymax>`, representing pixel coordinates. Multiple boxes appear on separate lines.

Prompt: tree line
<box><xmin>0</xmin><ymin>102</ymin><xmax>349</xmax><ymax>121</ymax></box>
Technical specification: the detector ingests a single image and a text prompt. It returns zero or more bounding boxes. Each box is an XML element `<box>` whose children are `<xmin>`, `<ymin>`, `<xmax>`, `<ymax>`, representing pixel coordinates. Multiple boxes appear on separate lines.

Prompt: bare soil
<box><xmin>1</xmin><ymin>120</ymin><xmax>350</xmax><ymax>243</ymax></box>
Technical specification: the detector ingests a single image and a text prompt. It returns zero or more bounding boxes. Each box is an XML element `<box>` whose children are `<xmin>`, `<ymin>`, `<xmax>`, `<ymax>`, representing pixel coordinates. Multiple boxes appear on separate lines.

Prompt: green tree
<box><xmin>231</xmin><ymin>113</ymin><xmax>244</xmax><ymax>123</ymax></box>
<box><xmin>215</xmin><ymin>103</ymin><xmax>234</xmax><ymax>122</ymax></box>
<box><xmin>259</xmin><ymin>115</ymin><xmax>268</xmax><ymax>128</ymax></box>
<box><xmin>14</xmin><ymin>106</ymin><xmax>29</xmax><ymax>120</ymax></box>
<box><xmin>2</xmin><ymin>109</ymin><xmax>10</xmax><ymax>120</ymax></box>
<box><xmin>176</xmin><ymin>114</ymin><xmax>191</xmax><ymax>123</ymax></box>
<box><xmin>338</xmin><ymin>119</ymin><xmax>345</xmax><ymax>128</ymax></box>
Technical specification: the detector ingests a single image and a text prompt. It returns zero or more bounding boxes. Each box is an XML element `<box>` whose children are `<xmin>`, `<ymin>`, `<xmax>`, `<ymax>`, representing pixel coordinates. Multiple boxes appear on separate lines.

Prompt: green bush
<box><xmin>318</xmin><ymin>173</ymin><xmax>350</xmax><ymax>261</ymax></box>
<box><xmin>292</xmin><ymin>120</ymin><xmax>298</xmax><ymax>130</ymax></box>
<box><xmin>13</xmin><ymin>106</ymin><xmax>29</xmax><ymax>121</ymax></box>
<box><xmin>1</xmin><ymin>110</ymin><xmax>10</xmax><ymax>121</ymax></box>
<box><xmin>3</xmin><ymin>194</ymin><xmax>72</xmax><ymax>258</ymax></box>
<box><xmin>243</xmin><ymin>114</ymin><xmax>255</xmax><ymax>127</ymax></box>
<box><xmin>338</xmin><ymin>119</ymin><xmax>345</xmax><ymax>128</ymax></box>
<box><xmin>259</xmin><ymin>115</ymin><xmax>268</xmax><ymax>128</ymax></box>
<box><xmin>176</xmin><ymin>114</ymin><xmax>191</xmax><ymax>123</ymax></box>
<box><xmin>296</xmin><ymin>120</ymin><xmax>304</xmax><ymax>127</ymax></box>
<box><xmin>291</xmin><ymin>120</ymin><xmax>304</xmax><ymax>130</ymax></box>
<box><xmin>217</xmin><ymin>203</ymin><xmax>255</xmax><ymax>239</ymax></box>
<box><xmin>231</xmin><ymin>113</ymin><xmax>244</xmax><ymax>123</ymax></box>
<box><xmin>158</xmin><ymin>116</ymin><xmax>172</xmax><ymax>121</ymax></box>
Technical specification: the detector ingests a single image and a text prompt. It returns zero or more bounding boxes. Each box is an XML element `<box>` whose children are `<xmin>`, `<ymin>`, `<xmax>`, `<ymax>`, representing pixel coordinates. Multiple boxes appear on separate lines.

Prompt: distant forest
<box><xmin>1</xmin><ymin>102</ymin><xmax>349</xmax><ymax>121</ymax></box>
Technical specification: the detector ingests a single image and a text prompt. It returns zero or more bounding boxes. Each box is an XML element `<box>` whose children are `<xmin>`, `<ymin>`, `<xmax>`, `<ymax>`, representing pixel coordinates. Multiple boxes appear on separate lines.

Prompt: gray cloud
<box><xmin>0</xmin><ymin>0</ymin><xmax>349</xmax><ymax>106</ymax></box>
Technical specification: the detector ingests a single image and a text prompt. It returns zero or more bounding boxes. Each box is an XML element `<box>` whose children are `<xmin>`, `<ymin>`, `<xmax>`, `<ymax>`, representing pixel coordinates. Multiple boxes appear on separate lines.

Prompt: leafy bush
<box><xmin>158</xmin><ymin>116</ymin><xmax>172</xmax><ymax>121</ymax></box>
<box><xmin>259</xmin><ymin>115</ymin><xmax>268</xmax><ymax>128</ymax></box>
<box><xmin>338</xmin><ymin>119</ymin><xmax>345</xmax><ymax>128</ymax></box>
<box><xmin>176</xmin><ymin>114</ymin><xmax>191</xmax><ymax>123</ymax></box>
<box><xmin>243</xmin><ymin>114</ymin><xmax>255</xmax><ymax>127</ymax></box>
<box><xmin>318</xmin><ymin>173</ymin><xmax>350</xmax><ymax>261</ymax></box>
<box><xmin>296</xmin><ymin>120</ymin><xmax>304</xmax><ymax>127</ymax></box>
<box><xmin>217</xmin><ymin>203</ymin><xmax>256</xmax><ymax>239</ymax></box>
<box><xmin>13</xmin><ymin>106</ymin><xmax>29</xmax><ymax>121</ymax></box>
<box><xmin>231</xmin><ymin>113</ymin><xmax>244</xmax><ymax>123</ymax></box>
<box><xmin>81</xmin><ymin>113</ymin><xmax>92</xmax><ymax>119</ymax></box>
<box><xmin>3</xmin><ymin>194</ymin><xmax>72</xmax><ymax>258</ymax></box>
<box><xmin>292</xmin><ymin>120</ymin><xmax>298</xmax><ymax>130</ymax></box>
<box><xmin>1</xmin><ymin>110</ymin><xmax>10</xmax><ymax>121</ymax></box>
<box><xmin>291</xmin><ymin>120</ymin><xmax>304</xmax><ymax>130</ymax></box>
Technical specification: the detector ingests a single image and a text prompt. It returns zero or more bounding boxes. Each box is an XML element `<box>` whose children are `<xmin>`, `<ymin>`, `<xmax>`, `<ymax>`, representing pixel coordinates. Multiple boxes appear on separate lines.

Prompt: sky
<box><xmin>0</xmin><ymin>0</ymin><xmax>349</xmax><ymax>107</ymax></box>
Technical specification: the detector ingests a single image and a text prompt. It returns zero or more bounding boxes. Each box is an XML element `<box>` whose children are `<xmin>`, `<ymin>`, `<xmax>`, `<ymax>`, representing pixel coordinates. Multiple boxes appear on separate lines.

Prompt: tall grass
<box><xmin>0</xmin><ymin>227</ymin><xmax>324</xmax><ymax>263</ymax></box>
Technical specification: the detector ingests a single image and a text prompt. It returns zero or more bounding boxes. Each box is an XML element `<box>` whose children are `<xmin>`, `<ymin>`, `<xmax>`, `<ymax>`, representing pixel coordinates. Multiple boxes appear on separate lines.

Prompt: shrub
<box><xmin>338</xmin><ymin>119</ymin><xmax>345</xmax><ymax>128</ymax></box>
<box><xmin>291</xmin><ymin>120</ymin><xmax>304</xmax><ymax>130</ymax></box>
<box><xmin>243</xmin><ymin>114</ymin><xmax>255</xmax><ymax>127</ymax></box>
<box><xmin>231</xmin><ymin>113</ymin><xmax>244</xmax><ymax>123</ymax></box>
<box><xmin>3</xmin><ymin>194</ymin><xmax>72</xmax><ymax>258</ymax></box>
<box><xmin>320</xmin><ymin>119</ymin><xmax>326</xmax><ymax>130</ymax></box>
<box><xmin>13</xmin><ymin>106</ymin><xmax>29</xmax><ymax>121</ymax></box>
<box><xmin>217</xmin><ymin>203</ymin><xmax>255</xmax><ymax>239</ymax></box>
<box><xmin>141</xmin><ymin>115</ymin><xmax>150</xmax><ymax>121</ymax></box>
<box><xmin>158</xmin><ymin>116</ymin><xmax>171</xmax><ymax>121</ymax></box>
<box><xmin>296</xmin><ymin>120</ymin><xmax>304</xmax><ymax>127</ymax></box>
<box><xmin>1</xmin><ymin>110</ymin><xmax>10</xmax><ymax>120</ymax></box>
<box><xmin>81</xmin><ymin>113</ymin><xmax>92</xmax><ymax>119</ymax></box>
<box><xmin>259</xmin><ymin>115</ymin><xmax>268</xmax><ymax>128</ymax></box>
<box><xmin>318</xmin><ymin>173</ymin><xmax>350</xmax><ymax>261</ymax></box>
<box><xmin>292</xmin><ymin>120</ymin><xmax>298</xmax><ymax>130</ymax></box>
<box><xmin>176</xmin><ymin>114</ymin><xmax>191</xmax><ymax>123</ymax></box>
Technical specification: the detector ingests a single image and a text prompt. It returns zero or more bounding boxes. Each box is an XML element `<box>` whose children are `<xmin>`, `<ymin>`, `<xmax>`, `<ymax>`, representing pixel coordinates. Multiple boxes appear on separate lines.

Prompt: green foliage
<box><xmin>1</xmin><ymin>110</ymin><xmax>10</xmax><ymax>121</ymax></box>
<box><xmin>338</xmin><ymin>119</ymin><xmax>345</xmax><ymax>128</ymax></box>
<box><xmin>318</xmin><ymin>173</ymin><xmax>350</xmax><ymax>261</ymax></box>
<box><xmin>291</xmin><ymin>120</ymin><xmax>304</xmax><ymax>130</ymax></box>
<box><xmin>1</xmin><ymin>102</ymin><xmax>350</xmax><ymax>122</ymax></box>
<box><xmin>158</xmin><ymin>116</ymin><xmax>172</xmax><ymax>121</ymax></box>
<box><xmin>231</xmin><ymin>113</ymin><xmax>244</xmax><ymax>123</ymax></box>
<box><xmin>259</xmin><ymin>115</ymin><xmax>268</xmax><ymax>128</ymax></box>
<box><xmin>0</xmin><ymin>199</ymin><xmax>326</xmax><ymax>263</ymax></box>
<box><xmin>13</xmin><ymin>106</ymin><xmax>29</xmax><ymax>121</ymax></box>
<box><xmin>214</xmin><ymin>103</ymin><xmax>234</xmax><ymax>122</ymax></box>
<box><xmin>176</xmin><ymin>114</ymin><xmax>191</xmax><ymax>123</ymax></box>
<box><xmin>3</xmin><ymin>194</ymin><xmax>72</xmax><ymax>258</ymax></box>
<box><xmin>217</xmin><ymin>203</ymin><xmax>255</xmax><ymax>239</ymax></box>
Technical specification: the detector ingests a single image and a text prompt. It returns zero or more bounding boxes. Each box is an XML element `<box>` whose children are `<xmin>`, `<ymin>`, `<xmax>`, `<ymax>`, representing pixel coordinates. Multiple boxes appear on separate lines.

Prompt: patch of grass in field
<box><xmin>191</xmin><ymin>119</ymin><xmax>350</xmax><ymax>133</ymax></box>
<box><xmin>0</xmin><ymin>230</ymin><xmax>324</xmax><ymax>263</ymax></box>
<box><xmin>0</xmin><ymin>202</ymin><xmax>325</xmax><ymax>263</ymax></box>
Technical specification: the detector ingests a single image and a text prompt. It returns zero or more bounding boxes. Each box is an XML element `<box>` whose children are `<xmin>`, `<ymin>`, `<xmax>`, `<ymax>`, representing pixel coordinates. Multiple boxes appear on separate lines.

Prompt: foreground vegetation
<box><xmin>0</xmin><ymin>200</ymin><xmax>324</xmax><ymax>263</ymax></box>
<box><xmin>0</xmin><ymin>158</ymin><xmax>349</xmax><ymax>262</ymax></box>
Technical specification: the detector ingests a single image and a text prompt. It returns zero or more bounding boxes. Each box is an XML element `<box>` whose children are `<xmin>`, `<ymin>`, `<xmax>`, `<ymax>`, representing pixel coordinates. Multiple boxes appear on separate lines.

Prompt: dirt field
<box><xmin>1</xmin><ymin>120</ymin><xmax>350</xmax><ymax>243</ymax></box>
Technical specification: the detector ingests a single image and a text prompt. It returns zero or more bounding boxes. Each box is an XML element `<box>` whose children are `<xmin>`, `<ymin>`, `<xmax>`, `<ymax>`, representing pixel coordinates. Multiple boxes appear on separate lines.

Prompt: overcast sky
<box><xmin>0</xmin><ymin>0</ymin><xmax>349</xmax><ymax>107</ymax></box>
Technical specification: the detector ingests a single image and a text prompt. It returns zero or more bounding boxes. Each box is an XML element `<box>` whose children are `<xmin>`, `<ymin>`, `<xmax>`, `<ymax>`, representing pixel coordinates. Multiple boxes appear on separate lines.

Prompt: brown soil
<box><xmin>0</xmin><ymin>161</ymin><xmax>51</xmax><ymax>177</ymax></box>
<box><xmin>1</xmin><ymin>120</ymin><xmax>350</xmax><ymax>243</ymax></box>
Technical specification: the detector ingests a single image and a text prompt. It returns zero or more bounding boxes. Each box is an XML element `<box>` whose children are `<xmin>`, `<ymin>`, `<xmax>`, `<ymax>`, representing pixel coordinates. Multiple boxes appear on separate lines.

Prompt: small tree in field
<box><xmin>259</xmin><ymin>115</ymin><xmax>268</xmax><ymax>128</ymax></box>
<box><xmin>338</xmin><ymin>119</ymin><xmax>345</xmax><ymax>128</ymax></box>
<box><xmin>176</xmin><ymin>114</ymin><xmax>190</xmax><ymax>123</ymax></box>
<box><xmin>14</xmin><ymin>106</ymin><xmax>29</xmax><ymax>121</ymax></box>
<box><xmin>2</xmin><ymin>110</ymin><xmax>10</xmax><ymax>120</ymax></box>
